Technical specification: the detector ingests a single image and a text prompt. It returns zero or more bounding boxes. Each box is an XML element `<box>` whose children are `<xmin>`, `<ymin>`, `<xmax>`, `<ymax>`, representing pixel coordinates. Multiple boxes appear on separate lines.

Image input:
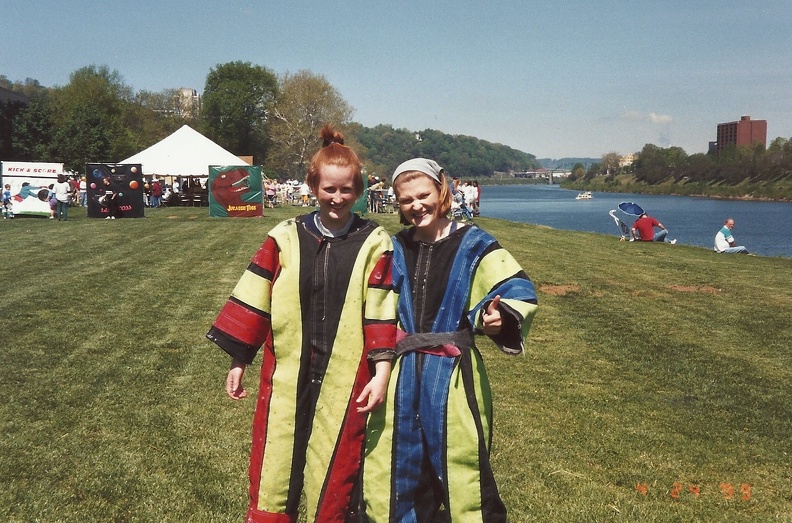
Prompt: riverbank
<box><xmin>1</xmin><ymin>206</ymin><xmax>790</xmax><ymax>521</ymax></box>
<box><xmin>480</xmin><ymin>184</ymin><xmax>792</xmax><ymax>258</ymax></box>
<box><xmin>562</xmin><ymin>173</ymin><xmax>792</xmax><ymax>201</ymax></box>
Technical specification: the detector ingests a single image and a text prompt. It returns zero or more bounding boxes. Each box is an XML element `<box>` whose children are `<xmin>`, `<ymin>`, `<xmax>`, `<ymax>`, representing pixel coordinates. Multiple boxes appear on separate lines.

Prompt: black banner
<box><xmin>86</xmin><ymin>163</ymin><xmax>144</xmax><ymax>219</ymax></box>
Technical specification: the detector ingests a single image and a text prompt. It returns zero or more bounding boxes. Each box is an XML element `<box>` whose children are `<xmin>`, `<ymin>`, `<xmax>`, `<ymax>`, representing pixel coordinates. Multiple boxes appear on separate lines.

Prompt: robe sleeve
<box><xmin>363</xmin><ymin>242</ymin><xmax>398</xmax><ymax>362</ymax></box>
<box><xmin>206</xmin><ymin>236</ymin><xmax>281</xmax><ymax>364</ymax></box>
<box><xmin>467</xmin><ymin>244</ymin><xmax>538</xmax><ymax>355</ymax></box>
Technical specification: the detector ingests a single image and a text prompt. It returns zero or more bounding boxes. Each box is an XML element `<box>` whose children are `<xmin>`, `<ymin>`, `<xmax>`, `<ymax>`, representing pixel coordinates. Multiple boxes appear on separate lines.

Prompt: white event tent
<box><xmin>120</xmin><ymin>125</ymin><xmax>249</xmax><ymax>180</ymax></box>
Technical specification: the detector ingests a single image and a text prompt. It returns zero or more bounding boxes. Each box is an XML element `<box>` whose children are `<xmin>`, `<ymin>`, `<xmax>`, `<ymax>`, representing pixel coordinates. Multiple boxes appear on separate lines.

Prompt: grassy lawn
<box><xmin>1</xmin><ymin>205</ymin><xmax>790</xmax><ymax>522</ymax></box>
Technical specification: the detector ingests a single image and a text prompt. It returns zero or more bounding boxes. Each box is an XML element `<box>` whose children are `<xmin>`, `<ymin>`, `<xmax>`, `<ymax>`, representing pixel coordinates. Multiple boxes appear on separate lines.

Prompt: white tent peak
<box><xmin>121</xmin><ymin>125</ymin><xmax>250</xmax><ymax>177</ymax></box>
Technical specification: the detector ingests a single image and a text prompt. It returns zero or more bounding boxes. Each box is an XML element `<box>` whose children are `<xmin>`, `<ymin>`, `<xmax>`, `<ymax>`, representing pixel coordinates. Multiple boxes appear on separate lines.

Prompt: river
<box><xmin>479</xmin><ymin>185</ymin><xmax>792</xmax><ymax>258</ymax></box>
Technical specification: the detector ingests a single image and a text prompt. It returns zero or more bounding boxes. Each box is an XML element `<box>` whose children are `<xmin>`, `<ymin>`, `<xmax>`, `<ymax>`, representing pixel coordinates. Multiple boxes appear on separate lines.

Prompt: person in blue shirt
<box><xmin>2</xmin><ymin>184</ymin><xmax>13</xmax><ymax>219</ymax></box>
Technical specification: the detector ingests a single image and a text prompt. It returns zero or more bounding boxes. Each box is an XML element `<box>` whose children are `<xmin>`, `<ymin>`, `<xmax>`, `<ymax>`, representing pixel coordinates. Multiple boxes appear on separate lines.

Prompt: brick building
<box><xmin>715</xmin><ymin>115</ymin><xmax>767</xmax><ymax>154</ymax></box>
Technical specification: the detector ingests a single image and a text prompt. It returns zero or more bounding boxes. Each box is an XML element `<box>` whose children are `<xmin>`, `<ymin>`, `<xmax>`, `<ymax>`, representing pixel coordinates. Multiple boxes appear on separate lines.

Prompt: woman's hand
<box><xmin>482</xmin><ymin>295</ymin><xmax>503</xmax><ymax>336</ymax></box>
<box><xmin>356</xmin><ymin>361</ymin><xmax>391</xmax><ymax>413</ymax></box>
<box><xmin>226</xmin><ymin>359</ymin><xmax>248</xmax><ymax>400</ymax></box>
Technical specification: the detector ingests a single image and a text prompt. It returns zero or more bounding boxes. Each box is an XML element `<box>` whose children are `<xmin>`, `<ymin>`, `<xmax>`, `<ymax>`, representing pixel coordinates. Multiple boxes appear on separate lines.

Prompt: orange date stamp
<box><xmin>635</xmin><ymin>482</ymin><xmax>752</xmax><ymax>501</ymax></box>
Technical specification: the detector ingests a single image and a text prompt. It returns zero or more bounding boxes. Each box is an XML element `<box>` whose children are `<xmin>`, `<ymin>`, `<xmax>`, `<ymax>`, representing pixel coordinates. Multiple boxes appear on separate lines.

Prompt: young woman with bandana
<box><xmin>364</xmin><ymin>158</ymin><xmax>538</xmax><ymax>522</ymax></box>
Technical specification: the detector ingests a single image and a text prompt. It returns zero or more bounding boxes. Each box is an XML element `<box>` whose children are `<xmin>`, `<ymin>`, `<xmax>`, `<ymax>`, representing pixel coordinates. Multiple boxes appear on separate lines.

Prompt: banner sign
<box><xmin>208</xmin><ymin>165</ymin><xmax>263</xmax><ymax>217</ymax></box>
<box><xmin>85</xmin><ymin>163</ymin><xmax>144</xmax><ymax>218</ymax></box>
<box><xmin>0</xmin><ymin>161</ymin><xmax>63</xmax><ymax>217</ymax></box>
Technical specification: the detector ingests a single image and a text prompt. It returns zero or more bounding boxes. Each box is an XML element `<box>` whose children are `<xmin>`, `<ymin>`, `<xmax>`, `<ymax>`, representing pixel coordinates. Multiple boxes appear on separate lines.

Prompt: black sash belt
<box><xmin>395</xmin><ymin>330</ymin><xmax>474</xmax><ymax>356</ymax></box>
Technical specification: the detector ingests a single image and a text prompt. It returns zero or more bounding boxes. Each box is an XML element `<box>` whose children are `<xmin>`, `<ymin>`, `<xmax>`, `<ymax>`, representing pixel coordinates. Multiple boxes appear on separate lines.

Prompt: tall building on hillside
<box><xmin>619</xmin><ymin>153</ymin><xmax>635</xmax><ymax>167</ymax></box>
<box><xmin>178</xmin><ymin>88</ymin><xmax>201</xmax><ymax>118</ymax></box>
<box><xmin>715</xmin><ymin>115</ymin><xmax>766</xmax><ymax>154</ymax></box>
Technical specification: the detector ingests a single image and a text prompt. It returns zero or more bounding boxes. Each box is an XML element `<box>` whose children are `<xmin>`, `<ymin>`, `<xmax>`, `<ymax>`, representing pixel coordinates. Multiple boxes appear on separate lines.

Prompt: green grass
<box><xmin>1</xmin><ymin>206</ymin><xmax>790</xmax><ymax>522</ymax></box>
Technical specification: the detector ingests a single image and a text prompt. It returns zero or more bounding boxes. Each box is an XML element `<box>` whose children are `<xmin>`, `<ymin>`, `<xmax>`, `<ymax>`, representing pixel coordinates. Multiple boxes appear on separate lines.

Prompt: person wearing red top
<box><xmin>631</xmin><ymin>213</ymin><xmax>676</xmax><ymax>243</ymax></box>
<box><xmin>150</xmin><ymin>180</ymin><xmax>163</xmax><ymax>208</ymax></box>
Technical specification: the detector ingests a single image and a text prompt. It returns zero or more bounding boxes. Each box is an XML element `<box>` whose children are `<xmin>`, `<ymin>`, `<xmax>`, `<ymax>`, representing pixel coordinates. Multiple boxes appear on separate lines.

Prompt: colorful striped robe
<box><xmin>364</xmin><ymin>225</ymin><xmax>538</xmax><ymax>523</ymax></box>
<box><xmin>207</xmin><ymin>214</ymin><xmax>397</xmax><ymax>523</ymax></box>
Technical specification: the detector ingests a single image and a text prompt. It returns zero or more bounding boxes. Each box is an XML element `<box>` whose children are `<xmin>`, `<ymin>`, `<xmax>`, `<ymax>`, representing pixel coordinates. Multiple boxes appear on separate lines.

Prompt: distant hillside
<box><xmin>351</xmin><ymin>123</ymin><xmax>540</xmax><ymax>180</ymax></box>
<box><xmin>538</xmin><ymin>157</ymin><xmax>599</xmax><ymax>170</ymax></box>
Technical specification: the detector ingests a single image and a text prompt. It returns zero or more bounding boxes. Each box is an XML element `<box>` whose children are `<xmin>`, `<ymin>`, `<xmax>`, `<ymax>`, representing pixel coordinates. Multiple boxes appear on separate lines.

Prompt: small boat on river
<box><xmin>575</xmin><ymin>191</ymin><xmax>592</xmax><ymax>200</ymax></box>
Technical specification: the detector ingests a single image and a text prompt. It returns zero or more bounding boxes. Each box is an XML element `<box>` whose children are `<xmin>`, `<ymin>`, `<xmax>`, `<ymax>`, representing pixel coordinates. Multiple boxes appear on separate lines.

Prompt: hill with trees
<box><xmin>352</xmin><ymin>124</ymin><xmax>539</xmax><ymax>180</ymax></box>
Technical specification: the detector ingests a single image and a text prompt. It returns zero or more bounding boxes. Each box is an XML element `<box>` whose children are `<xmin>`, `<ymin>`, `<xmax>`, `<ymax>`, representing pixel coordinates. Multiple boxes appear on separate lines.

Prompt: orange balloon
<box><xmin>129</xmin><ymin>180</ymin><xmax>139</xmax><ymax>190</ymax></box>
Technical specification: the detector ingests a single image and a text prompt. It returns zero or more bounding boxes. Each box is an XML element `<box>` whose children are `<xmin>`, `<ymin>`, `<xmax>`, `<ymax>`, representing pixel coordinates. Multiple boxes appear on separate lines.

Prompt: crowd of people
<box><xmin>2</xmin><ymin>169</ymin><xmax>488</xmax><ymax>223</ymax></box>
<box><xmin>364</xmin><ymin>174</ymin><xmax>482</xmax><ymax>219</ymax></box>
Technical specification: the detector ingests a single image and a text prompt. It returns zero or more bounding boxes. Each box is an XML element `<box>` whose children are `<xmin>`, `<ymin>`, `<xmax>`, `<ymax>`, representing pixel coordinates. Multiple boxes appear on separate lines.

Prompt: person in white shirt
<box><xmin>53</xmin><ymin>174</ymin><xmax>72</xmax><ymax>221</ymax></box>
<box><xmin>79</xmin><ymin>177</ymin><xmax>88</xmax><ymax>207</ymax></box>
<box><xmin>299</xmin><ymin>181</ymin><xmax>311</xmax><ymax>206</ymax></box>
<box><xmin>714</xmin><ymin>218</ymin><xmax>749</xmax><ymax>254</ymax></box>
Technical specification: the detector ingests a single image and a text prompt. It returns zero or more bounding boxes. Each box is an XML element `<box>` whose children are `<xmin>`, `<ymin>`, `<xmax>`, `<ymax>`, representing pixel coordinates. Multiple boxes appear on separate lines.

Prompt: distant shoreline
<box><xmin>560</xmin><ymin>181</ymin><xmax>792</xmax><ymax>203</ymax></box>
<box><xmin>461</xmin><ymin>178</ymin><xmax>792</xmax><ymax>202</ymax></box>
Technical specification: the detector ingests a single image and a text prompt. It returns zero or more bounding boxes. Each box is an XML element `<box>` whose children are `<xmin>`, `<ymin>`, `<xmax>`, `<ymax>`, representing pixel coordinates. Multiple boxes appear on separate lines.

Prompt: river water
<box><xmin>479</xmin><ymin>185</ymin><xmax>792</xmax><ymax>258</ymax></box>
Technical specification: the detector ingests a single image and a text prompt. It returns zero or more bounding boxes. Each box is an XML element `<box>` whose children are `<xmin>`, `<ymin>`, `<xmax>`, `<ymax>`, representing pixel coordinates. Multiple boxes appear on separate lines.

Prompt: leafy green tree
<box><xmin>350</xmin><ymin>124</ymin><xmax>421</xmax><ymax>179</ymax></box>
<box><xmin>10</xmin><ymin>93</ymin><xmax>55</xmax><ymax>162</ymax></box>
<box><xmin>663</xmin><ymin>146</ymin><xmax>688</xmax><ymax>182</ymax></box>
<box><xmin>764</xmin><ymin>137</ymin><xmax>792</xmax><ymax>179</ymax></box>
<box><xmin>584</xmin><ymin>162</ymin><xmax>600</xmax><ymax>180</ymax></box>
<box><xmin>686</xmin><ymin>153</ymin><xmax>716</xmax><ymax>182</ymax></box>
<box><xmin>1</xmin><ymin>98</ymin><xmax>26</xmax><ymax>159</ymax></box>
<box><xmin>201</xmin><ymin>61</ymin><xmax>278</xmax><ymax>163</ymax></box>
<box><xmin>266</xmin><ymin>70</ymin><xmax>353</xmax><ymax>178</ymax></box>
<box><xmin>600</xmin><ymin>152</ymin><xmax>621</xmax><ymax>175</ymax></box>
<box><xmin>2</xmin><ymin>77</ymin><xmax>49</xmax><ymax>160</ymax></box>
<box><xmin>633</xmin><ymin>144</ymin><xmax>668</xmax><ymax>184</ymax></box>
<box><xmin>51</xmin><ymin>65</ymin><xmax>146</xmax><ymax>163</ymax></box>
<box><xmin>54</xmin><ymin>66</ymin><xmax>133</xmax><ymax>119</ymax></box>
<box><xmin>53</xmin><ymin>104</ymin><xmax>112</xmax><ymax>171</ymax></box>
<box><xmin>567</xmin><ymin>162</ymin><xmax>585</xmax><ymax>182</ymax></box>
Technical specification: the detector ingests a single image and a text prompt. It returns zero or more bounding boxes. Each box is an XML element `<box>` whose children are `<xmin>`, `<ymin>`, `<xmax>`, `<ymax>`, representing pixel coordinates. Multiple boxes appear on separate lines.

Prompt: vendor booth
<box><xmin>121</xmin><ymin>125</ymin><xmax>251</xmax><ymax>206</ymax></box>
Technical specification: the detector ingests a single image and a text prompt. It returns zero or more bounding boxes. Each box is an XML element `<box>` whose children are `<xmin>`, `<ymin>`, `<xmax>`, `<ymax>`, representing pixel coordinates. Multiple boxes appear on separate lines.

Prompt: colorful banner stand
<box><xmin>86</xmin><ymin>163</ymin><xmax>145</xmax><ymax>218</ymax></box>
<box><xmin>0</xmin><ymin>161</ymin><xmax>63</xmax><ymax>217</ymax></box>
<box><xmin>208</xmin><ymin>165</ymin><xmax>263</xmax><ymax>217</ymax></box>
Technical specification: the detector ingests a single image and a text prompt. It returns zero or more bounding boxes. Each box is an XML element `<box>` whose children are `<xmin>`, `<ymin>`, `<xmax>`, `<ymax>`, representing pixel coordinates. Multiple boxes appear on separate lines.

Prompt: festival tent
<box><xmin>120</xmin><ymin>125</ymin><xmax>249</xmax><ymax>179</ymax></box>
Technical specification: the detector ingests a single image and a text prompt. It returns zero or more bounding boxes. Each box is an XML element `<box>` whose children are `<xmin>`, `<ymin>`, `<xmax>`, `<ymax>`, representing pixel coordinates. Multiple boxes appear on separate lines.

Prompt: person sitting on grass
<box><xmin>631</xmin><ymin>212</ymin><xmax>676</xmax><ymax>244</ymax></box>
<box><xmin>714</xmin><ymin>218</ymin><xmax>749</xmax><ymax>254</ymax></box>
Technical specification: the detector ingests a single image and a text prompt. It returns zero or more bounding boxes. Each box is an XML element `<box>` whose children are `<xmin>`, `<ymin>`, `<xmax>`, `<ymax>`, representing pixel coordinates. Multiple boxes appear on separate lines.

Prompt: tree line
<box><xmin>352</xmin><ymin>124</ymin><xmax>539</xmax><ymax>181</ymax></box>
<box><xmin>564</xmin><ymin>141</ymin><xmax>792</xmax><ymax>200</ymax></box>
<box><xmin>1</xmin><ymin>63</ymin><xmax>538</xmax><ymax>180</ymax></box>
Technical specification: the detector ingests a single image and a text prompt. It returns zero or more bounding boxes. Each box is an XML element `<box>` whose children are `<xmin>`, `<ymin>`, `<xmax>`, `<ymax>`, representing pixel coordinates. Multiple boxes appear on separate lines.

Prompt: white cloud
<box><xmin>649</xmin><ymin>112</ymin><xmax>673</xmax><ymax>124</ymax></box>
<box><xmin>621</xmin><ymin>111</ymin><xmax>673</xmax><ymax>125</ymax></box>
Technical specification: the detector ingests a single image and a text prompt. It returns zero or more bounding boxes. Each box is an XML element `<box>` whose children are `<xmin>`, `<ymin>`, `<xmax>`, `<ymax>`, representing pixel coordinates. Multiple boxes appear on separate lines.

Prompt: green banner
<box><xmin>208</xmin><ymin>165</ymin><xmax>263</xmax><ymax>217</ymax></box>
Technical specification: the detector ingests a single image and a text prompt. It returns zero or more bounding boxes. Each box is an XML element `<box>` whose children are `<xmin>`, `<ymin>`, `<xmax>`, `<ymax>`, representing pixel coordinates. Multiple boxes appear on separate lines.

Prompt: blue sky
<box><xmin>3</xmin><ymin>0</ymin><xmax>791</xmax><ymax>159</ymax></box>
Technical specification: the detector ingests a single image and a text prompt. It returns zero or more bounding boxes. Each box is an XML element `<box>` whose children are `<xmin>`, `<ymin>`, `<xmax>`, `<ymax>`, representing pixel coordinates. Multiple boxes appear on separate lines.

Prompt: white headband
<box><xmin>392</xmin><ymin>158</ymin><xmax>444</xmax><ymax>184</ymax></box>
